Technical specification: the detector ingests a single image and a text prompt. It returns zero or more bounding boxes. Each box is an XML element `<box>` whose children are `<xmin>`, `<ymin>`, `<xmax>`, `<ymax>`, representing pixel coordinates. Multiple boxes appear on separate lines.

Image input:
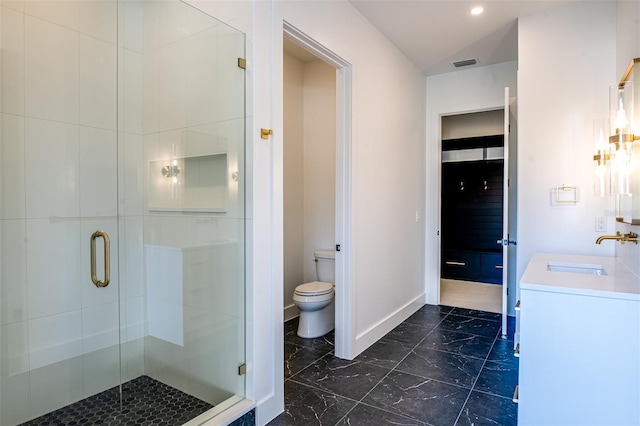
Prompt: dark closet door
<box><xmin>441</xmin><ymin>160</ymin><xmax>503</xmax><ymax>284</ymax></box>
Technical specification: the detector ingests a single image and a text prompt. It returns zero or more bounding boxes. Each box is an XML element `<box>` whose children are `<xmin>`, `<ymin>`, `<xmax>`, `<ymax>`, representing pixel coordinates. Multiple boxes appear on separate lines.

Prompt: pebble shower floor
<box><xmin>19</xmin><ymin>375</ymin><xmax>213</xmax><ymax>425</ymax></box>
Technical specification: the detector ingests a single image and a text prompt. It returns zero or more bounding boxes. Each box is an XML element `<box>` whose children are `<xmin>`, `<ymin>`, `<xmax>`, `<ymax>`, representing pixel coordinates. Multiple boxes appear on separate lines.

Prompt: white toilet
<box><xmin>293</xmin><ymin>250</ymin><xmax>336</xmax><ymax>338</ymax></box>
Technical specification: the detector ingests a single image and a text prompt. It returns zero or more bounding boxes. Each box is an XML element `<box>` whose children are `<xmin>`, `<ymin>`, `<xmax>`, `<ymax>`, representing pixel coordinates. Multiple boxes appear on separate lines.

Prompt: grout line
<box><xmin>400</xmin><ymin>345</ymin><xmax>493</xmax><ymax>363</ymax></box>
<box><xmin>452</xmin><ymin>327</ymin><xmax>501</xmax><ymax>426</ymax></box>
<box><xmin>286</xmin><ymin>366</ymin><xmax>383</xmax><ymax>425</ymax></box>
<box><xmin>384</xmin><ymin>368</ymin><xmax>478</xmax><ymax>393</ymax></box>
<box><xmin>284</xmin><ymin>344</ymin><xmax>334</xmax><ymax>380</ymax></box>
<box><xmin>285</xmin><ymin>377</ymin><xmax>362</xmax><ymax>406</ymax></box>
<box><xmin>471</xmin><ymin>386</ymin><xmax>519</xmax><ymax>400</ymax></box>
<box><xmin>349</xmin><ymin>399</ymin><xmax>430</xmax><ymax>425</ymax></box>
<box><xmin>334</xmin><ymin>309</ymin><xmax>454</xmax><ymax>425</ymax></box>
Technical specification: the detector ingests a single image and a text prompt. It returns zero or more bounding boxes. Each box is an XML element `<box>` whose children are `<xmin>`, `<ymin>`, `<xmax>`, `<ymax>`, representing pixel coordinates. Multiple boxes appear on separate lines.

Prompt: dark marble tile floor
<box><xmin>269</xmin><ymin>305</ymin><xmax>518</xmax><ymax>426</ymax></box>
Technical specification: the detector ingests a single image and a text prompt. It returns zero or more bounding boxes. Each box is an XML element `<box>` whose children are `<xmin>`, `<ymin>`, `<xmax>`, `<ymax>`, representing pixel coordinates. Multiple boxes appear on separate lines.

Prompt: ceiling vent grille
<box><xmin>452</xmin><ymin>58</ymin><xmax>478</xmax><ymax>68</ymax></box>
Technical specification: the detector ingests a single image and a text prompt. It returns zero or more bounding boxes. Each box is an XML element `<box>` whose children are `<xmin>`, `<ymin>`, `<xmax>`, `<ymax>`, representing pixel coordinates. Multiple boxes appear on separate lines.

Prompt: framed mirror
<box><xmin>613</xmin><ymin>58</ymin><xmax>640</xmax><ymax>224</ymax></box>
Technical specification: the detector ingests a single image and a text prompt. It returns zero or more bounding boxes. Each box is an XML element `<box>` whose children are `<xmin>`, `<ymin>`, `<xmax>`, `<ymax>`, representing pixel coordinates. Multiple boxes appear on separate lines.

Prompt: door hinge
<box><xmin>261</xmin><ymin>128</ymin><xmax>273</xmax><ymax>139</ymax></box>
<box><xmin>497</xmin><ymin>237</ymin><xmax>517</xmax><ymax>246</ymax></box>
<box><xmin>336</xmin><ymin>244</ymin><xmax>341</xmax><ymax>252</ymax></box>
<box><xmin>238</xmin><ymin>363</ymin><xmax>247</xmax><ymax>375</ymax></box>
<box><xmin>237</xmin><ymin>57</ymin><xmax>246</xmax><ymax>69</ymax></box>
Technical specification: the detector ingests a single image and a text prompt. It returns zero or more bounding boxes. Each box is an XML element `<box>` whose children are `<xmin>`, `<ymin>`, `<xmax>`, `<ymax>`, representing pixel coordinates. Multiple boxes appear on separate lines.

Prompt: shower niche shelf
<box><xmin>148</xmin><ymin>153</ymin><xmax>228</xmax><ymax>213</ymax></box>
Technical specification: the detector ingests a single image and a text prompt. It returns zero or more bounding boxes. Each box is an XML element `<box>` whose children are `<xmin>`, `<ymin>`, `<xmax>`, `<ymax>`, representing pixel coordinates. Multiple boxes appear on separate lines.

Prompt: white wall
<box><xmin>616</xmin><ymin>0</ymin><xmax>640</xmax><ymax>78</ymax></box>
<box><xmin>283</xmin><ymin>53</ymin><xmax>305</xmax><ymax>320</ymax></box>
<box><xmin>516</xmin><ymin>1</ymin><xmax>616</xmax><ymax>286</ymax></box>
<box><xmin>442</xmin><ymin>110</ymin><xmax>504</xmax><ymax>139</ymax></box>
<box><xmin>302</xmin><ymin>59</ymin><xmax>336</xmax><ymax>283</ymax></box>
<box><xmin>282</xmin><ymin>54</ymin><xmax>336</xmax><ymax>321</ymax></box>
<box><xmin>272</xmin><ymin>0</ymin><xmax>426</xmax><ymax>355</ymax></box>
<box><xmin>250</xmin><ymin>1</ymin><xmax>428</xmax><ymax>423</ymax></box>
<box><xmin>426</xmin><ymin>60</ymin><xmax>518</xmax><ymax>309</ymax></box>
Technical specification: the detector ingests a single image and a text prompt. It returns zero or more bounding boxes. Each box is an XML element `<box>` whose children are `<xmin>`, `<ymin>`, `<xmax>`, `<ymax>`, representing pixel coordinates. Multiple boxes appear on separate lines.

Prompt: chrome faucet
<box><xmin>595</xmin><ymin>231</ymin><xmax>639</xmax><ymax>245</ymax></box>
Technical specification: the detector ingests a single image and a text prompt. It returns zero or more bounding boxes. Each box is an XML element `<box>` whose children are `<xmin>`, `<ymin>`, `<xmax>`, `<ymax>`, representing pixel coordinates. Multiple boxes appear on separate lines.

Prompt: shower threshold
<box><xmin>20</xmin><ymin>375</ymin><xmax>213</xmax><ymax>426</ymax></box>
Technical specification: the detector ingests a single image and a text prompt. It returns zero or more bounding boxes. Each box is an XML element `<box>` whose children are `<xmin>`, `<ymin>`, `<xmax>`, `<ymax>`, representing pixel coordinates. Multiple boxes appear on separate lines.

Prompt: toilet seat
<box><xmin>295</xmin><ymin>281</ymin><xmax>333</xmax><ymax>296</ymax></box>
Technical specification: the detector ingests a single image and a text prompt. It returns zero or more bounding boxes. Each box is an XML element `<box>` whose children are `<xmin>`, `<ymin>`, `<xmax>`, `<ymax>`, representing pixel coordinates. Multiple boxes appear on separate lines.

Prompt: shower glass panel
<box><xmin>0</xmin><ymin>0</ymin><xmax>246</xmax><ymax>424</ymax></box>
<box><xmin>119</xmin><ymin>0</ymin><xmax>247</xmax><ymax>418</ymax></box>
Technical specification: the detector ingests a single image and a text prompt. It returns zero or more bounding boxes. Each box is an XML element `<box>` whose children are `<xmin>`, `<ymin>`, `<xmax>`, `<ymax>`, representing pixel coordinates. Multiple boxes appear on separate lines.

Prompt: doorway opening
<box><xmin>282</xmin><ymin>23</ymin><xmax>353</xmax><ymax>359</ymax></box>
<box><xmin>436</xmin><ymin>87</ymin><xmax>518</xmax><ymax>340</ymax></box>
<box><xmin>439</xmin><ymin>110</ymin><xmax>504</xmax><ymax>313</ymax></box>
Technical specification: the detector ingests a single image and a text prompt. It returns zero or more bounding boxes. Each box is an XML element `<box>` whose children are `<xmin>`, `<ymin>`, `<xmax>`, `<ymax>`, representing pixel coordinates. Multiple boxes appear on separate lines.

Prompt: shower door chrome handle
<box><xmin>90</xmin><ymin>230</ymin><xmax>110</xmax><ymax>288</ymax></box>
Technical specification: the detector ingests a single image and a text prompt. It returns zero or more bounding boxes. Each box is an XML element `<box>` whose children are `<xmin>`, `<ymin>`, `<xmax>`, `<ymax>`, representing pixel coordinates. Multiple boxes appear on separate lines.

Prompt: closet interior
<box><xmin>440</xmin><ymin>111</ymin><xmax>504</xmax><ymax>286</ymax></box>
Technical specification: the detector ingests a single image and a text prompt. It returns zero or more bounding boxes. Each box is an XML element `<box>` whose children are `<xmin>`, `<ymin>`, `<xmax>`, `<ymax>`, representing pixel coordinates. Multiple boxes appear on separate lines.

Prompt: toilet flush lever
<box><xmin>336</xmin><ymin>244</ymin><xmax>341</xmax><ymax>252</ymax></box>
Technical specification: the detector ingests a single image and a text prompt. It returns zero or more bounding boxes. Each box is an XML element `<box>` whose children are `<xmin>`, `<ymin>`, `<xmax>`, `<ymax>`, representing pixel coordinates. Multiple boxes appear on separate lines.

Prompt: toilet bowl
<box><xmin>293</xmin><ymin>250</ymin><xmax>336</xmax><ymax>338</ymax></box>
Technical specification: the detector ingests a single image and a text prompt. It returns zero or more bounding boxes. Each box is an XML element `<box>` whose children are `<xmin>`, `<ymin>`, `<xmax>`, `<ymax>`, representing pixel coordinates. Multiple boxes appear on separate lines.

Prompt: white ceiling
<box><xmin>348</xmin><ymin>0</ymin><xmax>574</xmax><ymax>75</ymax></box>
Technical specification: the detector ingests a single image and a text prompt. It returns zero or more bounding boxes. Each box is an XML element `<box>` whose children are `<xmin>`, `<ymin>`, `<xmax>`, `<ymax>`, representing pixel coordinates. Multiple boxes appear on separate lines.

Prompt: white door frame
<box><xmin>500</xmin><ymin>87</ymin><xmax>511</xmax><ymax>338</ymax></box>
<box><xmin>283</xmin><ymin>22</ymin><xmax>354</xmax><ymax>359</ymax></box>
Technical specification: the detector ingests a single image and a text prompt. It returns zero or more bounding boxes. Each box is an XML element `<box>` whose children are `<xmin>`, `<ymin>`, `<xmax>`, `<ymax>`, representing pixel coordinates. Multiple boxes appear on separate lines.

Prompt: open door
<box><xmin>498</xmin><ymin>87</ymin><xmax>516</xmax><ymax>339</ymax></box>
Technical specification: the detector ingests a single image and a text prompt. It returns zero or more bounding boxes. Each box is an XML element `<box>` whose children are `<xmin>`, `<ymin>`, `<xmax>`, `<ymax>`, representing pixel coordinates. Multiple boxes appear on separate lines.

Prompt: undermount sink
<box><xmin>547</xmin><ymin>261</ymin><xmax>608</xmax><ymax>276</ymax></box>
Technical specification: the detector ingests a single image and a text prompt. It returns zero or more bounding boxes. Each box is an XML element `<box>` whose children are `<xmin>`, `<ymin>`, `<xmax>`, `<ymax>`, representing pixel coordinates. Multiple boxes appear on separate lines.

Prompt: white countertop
<box><xmin>520</xmin><ymin>253</ymin><xmax>640</xmax><ymax>301</ymax></box>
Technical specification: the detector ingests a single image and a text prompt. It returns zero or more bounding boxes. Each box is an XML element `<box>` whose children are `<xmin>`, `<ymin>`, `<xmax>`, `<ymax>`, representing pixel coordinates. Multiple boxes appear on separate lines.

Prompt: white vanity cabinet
<box><xmin>518</xmin><ymin>253</ymin><xmax>640</xmax><ymax>426</ymax></box>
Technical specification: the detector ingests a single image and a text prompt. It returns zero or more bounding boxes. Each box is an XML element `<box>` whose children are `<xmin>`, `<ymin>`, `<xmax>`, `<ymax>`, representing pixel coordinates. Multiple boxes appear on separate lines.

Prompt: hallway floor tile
<box><xmin>269</xmin><ymin>305</ymin><xmax>518</xmax><ymax>426</ymax></box>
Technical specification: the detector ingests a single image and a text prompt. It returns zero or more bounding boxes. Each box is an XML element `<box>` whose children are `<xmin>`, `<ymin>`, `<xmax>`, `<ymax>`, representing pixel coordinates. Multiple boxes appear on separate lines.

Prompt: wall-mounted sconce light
<box><xmin>609</xmin><ymin>79</ymin><xmax>635</xmax><ymax>195</ymax></box>
<box><xmin>594</xmin><ymin>58</ymin><xmax>639</xmax><ymax>198</ymax></box>
<box><xmin>162</xmin><ymin>159</ymin><xmax>182</xmax><ymax>199</ymax></box>
<box><xmin>162</xmin><ymin>161</ymin><xmax>181</xmax><ymax>199</ymax></box>
<box><xmin>164</xmin><ymin>143</ymin><xmax>183</xmax><ymax>199</ymax></box>
<box><xmin>161</xmin><ymin>162</ymin><xmax>181</xmax><ymax>182</ymax></box>
<box><xmin>593</xmin><ymin>118</ymin><xmax>610</xmax><ymax>197</ymax></box>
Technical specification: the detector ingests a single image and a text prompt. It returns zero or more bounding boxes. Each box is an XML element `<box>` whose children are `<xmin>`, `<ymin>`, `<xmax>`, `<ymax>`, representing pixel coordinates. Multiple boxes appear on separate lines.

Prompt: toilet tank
<box><xmin>314</xmin><ymin>250</ymin><xmax>336</xmax><ymax>283</ymax></box>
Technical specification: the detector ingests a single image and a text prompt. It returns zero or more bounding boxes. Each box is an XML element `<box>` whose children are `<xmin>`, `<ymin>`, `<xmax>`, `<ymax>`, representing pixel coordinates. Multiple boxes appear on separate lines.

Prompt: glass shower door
<box><xmin>118</xmin><ymin>0</ymin><xmax>247</xmax><ymax>421</ymax></box>
<box><xmin>1</xmin><ymin>0</ymin><xmax>246</xmax><ymax>424</ymax></box>
<box><xmin>0</xmin><ymin>0</ymin><xmax>122</xmax><ymax>424</ymax></box>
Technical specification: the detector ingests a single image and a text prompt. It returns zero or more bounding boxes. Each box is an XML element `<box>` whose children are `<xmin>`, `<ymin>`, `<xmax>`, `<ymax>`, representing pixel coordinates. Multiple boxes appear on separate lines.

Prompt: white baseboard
<box><xmin>353</xmin><ymin>293</ymin><xmax>425</xmax><ymax>357</ymax></box>
<box><xmin>255</xmin><ymin>392</ymin><xmax>283</xmax><ymax>426</ymax></box>
<box><xmin>283</xmin><ymin>304</ymin><xmax>299</xmax><ymax>322</ymax></box>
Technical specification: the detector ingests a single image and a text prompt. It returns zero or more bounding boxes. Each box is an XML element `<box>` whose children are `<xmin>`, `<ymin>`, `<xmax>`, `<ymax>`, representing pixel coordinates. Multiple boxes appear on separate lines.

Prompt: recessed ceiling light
<box><xmin>470</xmin><ymin>6</ymin><xmax>484</xmax><ymax>16</ymax></box>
